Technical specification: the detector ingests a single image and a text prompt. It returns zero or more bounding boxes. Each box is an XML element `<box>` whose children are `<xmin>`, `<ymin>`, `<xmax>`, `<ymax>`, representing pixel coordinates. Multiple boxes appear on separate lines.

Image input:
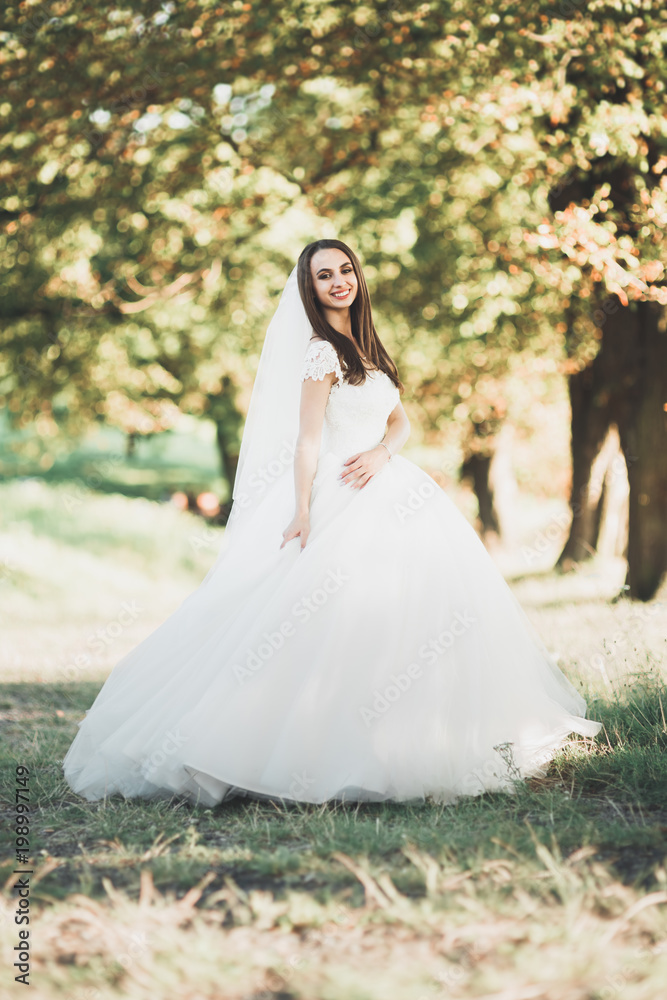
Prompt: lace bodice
<box><xmin>300</xmin><ymin>338</ymin><xmax>400</xmax><ymax>459</ymax></box>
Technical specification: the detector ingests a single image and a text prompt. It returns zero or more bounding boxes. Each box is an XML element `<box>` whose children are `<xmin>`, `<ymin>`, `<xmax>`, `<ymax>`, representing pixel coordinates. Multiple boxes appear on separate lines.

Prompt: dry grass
<box><xmin>2</xmin><ymin>842</ymin><xmax>667</xmax><ymax>999</ymax></box>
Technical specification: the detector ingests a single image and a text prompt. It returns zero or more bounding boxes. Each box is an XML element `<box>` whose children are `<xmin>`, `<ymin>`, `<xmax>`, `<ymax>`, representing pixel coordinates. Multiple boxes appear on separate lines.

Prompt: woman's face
<box><xmin>309</xmin><ymin>248</ymin><xmax>358</xmax><ymax>311</ymax></box>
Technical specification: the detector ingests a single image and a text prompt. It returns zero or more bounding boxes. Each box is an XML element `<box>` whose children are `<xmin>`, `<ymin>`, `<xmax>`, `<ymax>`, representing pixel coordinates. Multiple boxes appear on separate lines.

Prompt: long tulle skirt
<box><xmin>63</xmin><ymin>450</ymin><xmax>601</xmax><ymax>807</ymax></box>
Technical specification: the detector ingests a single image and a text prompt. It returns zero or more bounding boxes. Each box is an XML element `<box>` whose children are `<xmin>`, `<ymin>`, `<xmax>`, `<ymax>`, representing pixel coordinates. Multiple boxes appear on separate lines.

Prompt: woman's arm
<box><xmin>280</xmin><ymin>370</ymin><xmax>335</xmax><ymax>550</ymax></box>
<box><xmin>340</xmin><ymin>400</ymin><xmax>411</xmax><ymax>489</ymax></box>
<box><xmin>381</xmin><ymin>400</ymin><xmax>411</xmax><ymax>457</ymax></box>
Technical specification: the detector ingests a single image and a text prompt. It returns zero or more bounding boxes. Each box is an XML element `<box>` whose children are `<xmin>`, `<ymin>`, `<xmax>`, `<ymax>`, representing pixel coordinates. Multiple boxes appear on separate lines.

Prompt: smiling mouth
<box><xmin>331</xmin><ymin>289</ymin><xmax>352</xmax><ymax>300</ymax></box>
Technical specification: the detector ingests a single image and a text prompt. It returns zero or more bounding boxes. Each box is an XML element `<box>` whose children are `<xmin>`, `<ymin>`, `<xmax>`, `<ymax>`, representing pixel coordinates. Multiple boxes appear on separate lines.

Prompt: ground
<box><xmin>1</xmin><ymin>479</ymin><xmax>666</xmax><ymax>1000</ymax></box>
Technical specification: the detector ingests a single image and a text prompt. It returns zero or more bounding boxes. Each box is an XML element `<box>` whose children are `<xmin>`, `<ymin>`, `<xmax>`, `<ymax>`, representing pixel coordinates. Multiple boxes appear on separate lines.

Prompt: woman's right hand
<box><xmin>280</xmin><ymin>512</ymin><xmax>311</xmax><ymax>551</ymax></box>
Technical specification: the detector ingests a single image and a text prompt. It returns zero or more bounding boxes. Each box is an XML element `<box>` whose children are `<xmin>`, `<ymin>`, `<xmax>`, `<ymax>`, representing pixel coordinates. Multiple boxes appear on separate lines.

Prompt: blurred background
<box><xmin>1</xmin><ymin>1</ymin><xmax>666</xmax><ymax>684</ymax></box>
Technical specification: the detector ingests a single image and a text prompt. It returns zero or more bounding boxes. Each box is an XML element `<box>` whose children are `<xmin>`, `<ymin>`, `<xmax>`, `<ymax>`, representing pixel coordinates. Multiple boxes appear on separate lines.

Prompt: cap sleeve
<box><xmin>300</xmin><ymin>339</ymin><xmax>343</xmax><ymax>385</ymax></box>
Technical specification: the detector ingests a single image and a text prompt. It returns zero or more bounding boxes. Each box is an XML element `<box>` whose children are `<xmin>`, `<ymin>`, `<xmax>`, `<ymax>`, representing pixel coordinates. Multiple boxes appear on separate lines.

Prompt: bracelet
<box><xmin>379</xmin><ymin>441</ymin><xmax>392</xmax><ymax>460</ymax></box>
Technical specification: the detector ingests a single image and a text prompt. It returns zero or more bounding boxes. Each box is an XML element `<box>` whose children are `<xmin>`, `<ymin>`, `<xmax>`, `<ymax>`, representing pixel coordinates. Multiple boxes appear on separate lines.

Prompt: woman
<box><xmin>63</xmin><ymin>239</ymin><xmax>601</xmax><ymax>807</ymax></box>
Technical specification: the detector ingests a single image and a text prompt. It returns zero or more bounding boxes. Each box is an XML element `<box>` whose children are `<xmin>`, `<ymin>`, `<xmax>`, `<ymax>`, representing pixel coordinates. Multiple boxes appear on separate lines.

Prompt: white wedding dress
<box><xmin>63</xmin><ymin>339</ymin><xmax>602</xmax><ymax>807</ymax></box>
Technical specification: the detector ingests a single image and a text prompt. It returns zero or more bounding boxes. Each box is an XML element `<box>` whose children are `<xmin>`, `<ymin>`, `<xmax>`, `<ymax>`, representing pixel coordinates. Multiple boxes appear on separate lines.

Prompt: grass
<box><xmin>1</xmin><ymin>480</ymin><xmax>667</xmax><ymax>999</ymax></box>
<box><xmin>0</xmin><ymin>410</ymin><xmax>226</xmax><ymax>502</ymax></box>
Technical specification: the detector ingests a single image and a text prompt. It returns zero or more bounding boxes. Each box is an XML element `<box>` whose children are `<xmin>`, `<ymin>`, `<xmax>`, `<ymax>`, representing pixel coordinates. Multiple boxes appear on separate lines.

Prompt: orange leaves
<box><xmin>550</xmin><ymin>94</ymin><xmax>567</xmax><ymax>127</ymax></box>
<box><xmin>522</xmin><ymin>202</ymin><xmax>658</xmax><ymax>306</ymax></box>
<box><xmin>641</xmin><ymin>260</ymin><xmax>664</xmax><ymax>283</ymax></box>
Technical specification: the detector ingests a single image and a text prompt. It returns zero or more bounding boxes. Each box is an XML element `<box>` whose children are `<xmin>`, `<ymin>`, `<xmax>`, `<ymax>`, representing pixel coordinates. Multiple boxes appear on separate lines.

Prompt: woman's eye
<box><xmin>318</xmin><ymin>269</ymin><xmax>352</xmax><ymax>279</ymax></box>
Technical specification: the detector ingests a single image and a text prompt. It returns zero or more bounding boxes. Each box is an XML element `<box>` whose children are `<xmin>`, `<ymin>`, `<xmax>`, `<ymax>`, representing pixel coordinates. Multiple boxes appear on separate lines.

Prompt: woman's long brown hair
<box><xmin>296</xmin><ymin>239</ymin><xmax>404</xmax><ymax>393</ymax></box>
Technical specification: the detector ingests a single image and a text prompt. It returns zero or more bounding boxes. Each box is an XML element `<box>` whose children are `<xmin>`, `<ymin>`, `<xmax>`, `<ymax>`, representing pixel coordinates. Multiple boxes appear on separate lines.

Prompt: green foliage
<box><xmin>1</xmin><ymin>0</ymin><xmax>666</xmax><ymax>476</ymax></box>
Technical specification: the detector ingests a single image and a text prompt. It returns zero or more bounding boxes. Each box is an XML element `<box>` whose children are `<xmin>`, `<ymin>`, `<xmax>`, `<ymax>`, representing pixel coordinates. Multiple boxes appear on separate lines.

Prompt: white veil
<box><xmin>222</xmin><ymin>263</ymin><xmax>314</xmax><ymax>550</ymax></box>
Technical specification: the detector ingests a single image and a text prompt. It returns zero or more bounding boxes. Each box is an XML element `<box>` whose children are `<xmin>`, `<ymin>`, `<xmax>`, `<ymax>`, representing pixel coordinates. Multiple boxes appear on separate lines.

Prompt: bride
<box><xmin>63</xmin><ymin>238</ymin><xmax>602</xmax><ymax>807</ymax></box>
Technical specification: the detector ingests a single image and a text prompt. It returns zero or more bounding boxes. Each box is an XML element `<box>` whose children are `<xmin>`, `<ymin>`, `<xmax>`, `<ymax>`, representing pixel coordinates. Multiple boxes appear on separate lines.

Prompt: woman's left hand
<box><xmin>339</xmin><ymin>446</ymin><xmax>390</xmax><ymax>489</ymax></box>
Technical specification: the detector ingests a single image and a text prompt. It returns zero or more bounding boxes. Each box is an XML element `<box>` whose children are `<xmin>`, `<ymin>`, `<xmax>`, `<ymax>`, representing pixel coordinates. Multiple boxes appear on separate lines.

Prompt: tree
<box><xmin>2</xmin><ymin>0</ymin><xmax>665</xmax><ymax>596</ymax></box>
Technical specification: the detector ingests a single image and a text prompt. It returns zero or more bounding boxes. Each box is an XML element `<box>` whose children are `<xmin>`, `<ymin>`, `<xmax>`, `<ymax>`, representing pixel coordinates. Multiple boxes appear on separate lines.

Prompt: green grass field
<box><xmin>1</xmin><ymin>480</ymin><xmax>666</xmax><ymax>999</ymax></box>
<box><xmin>0</xmin><ymin>410</ymin><xmax>227</xmax><ymax>502</ymax></box>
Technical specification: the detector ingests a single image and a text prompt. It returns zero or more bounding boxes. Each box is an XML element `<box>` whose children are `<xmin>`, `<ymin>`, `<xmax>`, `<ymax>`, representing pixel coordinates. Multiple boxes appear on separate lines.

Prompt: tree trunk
<box><xmin>461</xmin><ymin>452</ymin><xmax>501</xmax><ymax>537</ymax></box>
<box><xmin>488</xmin><ymin>423</ymin><xmax>520</xmax><ymax>546</ymax></box>
<box><xmin>215</xmin><ymin>419</ymin><xmax>239</xmax><ymax>487</ymax></box>
<box><xmin>559</xmin><ymin>295</ymin><xmax>667</xmax><ymax>599</ymax></box>
<box><xmin>613</xmin><ymin>300</ymin><xmax>667</xmax><ymax>600</ymax></box>
<box><xmin>557</xmin><ymin>359</ymin><xmax>613</xmax><ymax>567</ymax></box>
<box><xmin>548</xmin><ymin>162</ymin><xmax>666</xmax><ymax>596</ymax></box>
